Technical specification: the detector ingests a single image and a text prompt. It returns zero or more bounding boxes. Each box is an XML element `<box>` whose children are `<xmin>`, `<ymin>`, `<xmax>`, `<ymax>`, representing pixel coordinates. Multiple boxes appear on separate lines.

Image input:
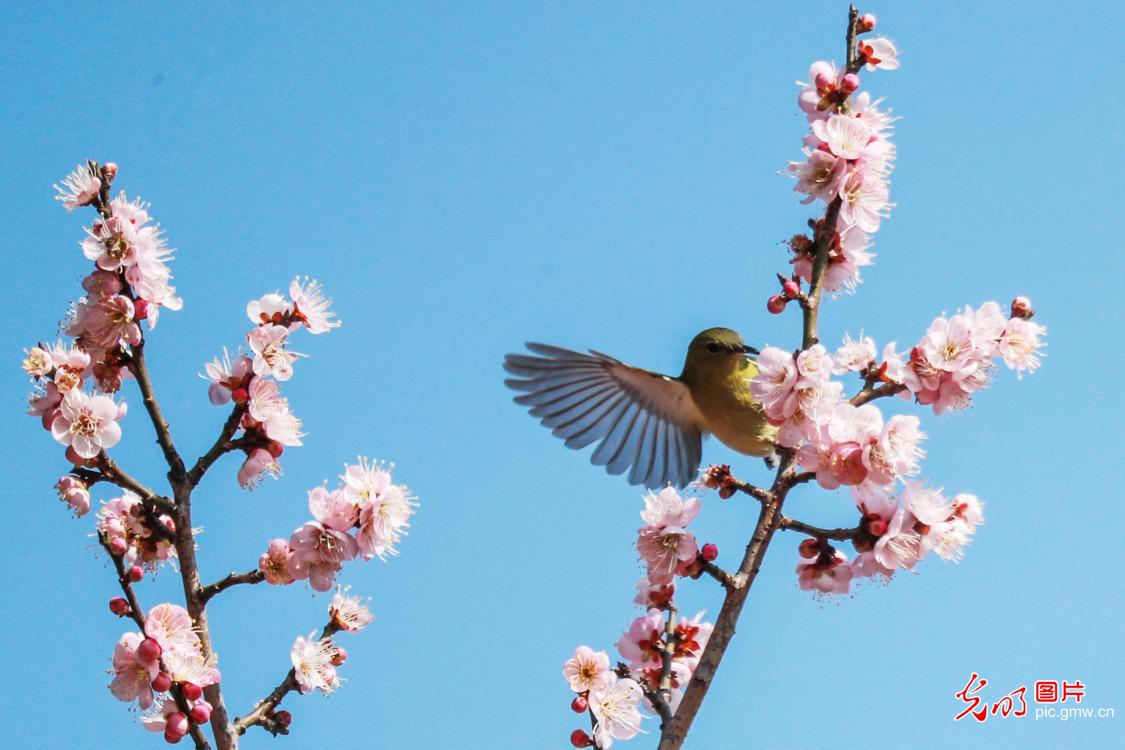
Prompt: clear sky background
<box><xmin>2</xmin><ymin>2</ymin><xmax>1121</xmax><ymax>748</ymax></box>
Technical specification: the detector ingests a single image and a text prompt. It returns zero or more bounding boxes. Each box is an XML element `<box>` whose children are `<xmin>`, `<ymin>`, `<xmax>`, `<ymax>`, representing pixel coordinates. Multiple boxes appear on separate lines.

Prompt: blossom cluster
<box><xmin>203</xmin><ymin>277</ymin><xmax>340</xmax><ymax>489</ymax></box>
<box><xmin>797</xmin><ymin>482</ymin><xmax>985</xmax><ymax>596</ymax></box>
<box><xmin>258</xmin><ymin>459</ymin><xmax>417</xmax><ymax>592</ymax></box>
<box><xmin>109</xmin><ymin>604</ymin><xmax>219</xmax><ymax>744</ymax></box>
<box><xmin>96</xmin><ymin>491</ymin><xmax>177</xmax><ymax>571</ymax></box>
<box><xmin>564</xmin><ymin>488</ymin><xmax>719</xmax><ymax>747</ymax></box>
<box><xmin>287</xmin><ymin>590</ymin><xmax>373</xmax><ymax>697</ymax></box>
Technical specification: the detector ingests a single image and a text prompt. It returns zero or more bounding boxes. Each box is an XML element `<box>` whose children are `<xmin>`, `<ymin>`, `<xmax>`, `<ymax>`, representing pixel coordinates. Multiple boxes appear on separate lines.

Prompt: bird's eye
<box><xmin>706</xmin><ymin>343</ymin><xmax>721</xmax><ymax>353</ymax></box>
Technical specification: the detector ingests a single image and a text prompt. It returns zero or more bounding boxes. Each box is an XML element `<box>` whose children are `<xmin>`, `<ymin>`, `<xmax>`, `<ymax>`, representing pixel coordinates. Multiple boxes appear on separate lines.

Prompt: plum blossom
<box><xmin>616</xmin><ymin>609</ymin><xmax>665</xmax><ymax>671</ymax></box>
<box><xmin>998</xmin><ymin>317</ymin><xmax>1046</xmax><ymax>375</ymax></box>
<box><xmin>797</xmin><ymin>548</ymin><xmax>853</xmax><ymax>596</ymax></box>
<box><xmin>589</xmin><ymin>673</ymin><xmax>646</xmax><ymax>749</ymax></box>
<box><xmin>637</xmin><ymin>523</ymin><xmax>698</xmax><ymax>585</ymax></box>
<box><xmin>288</xmin><ymin>492</ymin><xmax>360</xmax><ymax>591</ymax></box>
<box><xmin>797</xmin><ymin>61</ymin><xmax>845</xmax><ymax>121</ymax></box>
<box><xmin>838</xmin><ymin>170</ymin><xmax>889</xmax><ymax>233</ymax></box>
<box><xmin>563</xmin><ymin>646</ymin><xmax>611</xmax><ymax>694</ymax></box>
<box><xmin>289</xmin><ymin>277</ymin><xmax>340</xmax><ymax>334</ymax></box>
<box><xmin>291</xmin><ymin>633</ymin><xmax>340</xmax><ymax>695</ymax></box>
<box><xmin>238</xmin><ymin>448</ymin><xmax>280</xmax><ymax>490</ymax></box>
<box><xmin>246</xmin><ymin>292</ymin><xmax>292</xmax><ymax>327</ymax></box>
<box><xmin>109</xmin><ymin>632</ymin><xmax>158</xmax><ymax>709</ymax></box>
<box><xmin>144</xmin><ymin>604</ymin><xmax>200</xmax><ymax>659</ymax></box>
<box><xmin>329</xmin><ymin>588</ymin><xmax>374</xmax><ymax>633</ymax></box>
<box><xmin>812</xmin><ymin>114</ymin><xmax>873</xmax><ymax>160</ymax></box>
<box><xmin>203</xmin><ymin>350</ymin><xmax>253</xmax><ymax>405</ymax></box>
<box><xmin>162</xmin><ymin>649</ymin><xmax>220</xmax><ymax>690</ymax></box>
<box><xmin>859</xmin><ymin>37</ymin><xmax>900</xmax><ymax>70</ymax></box>
<box><xmin>246</xmin><ymin>376</ymin><xmax>286</xmax><ymax>422</ymax></box>
<box><xmin>351</xmin><ymin>460</ymin><xmax>416</xmax><ymax>561</ymax></box>
<box><xmin>73</xmin><ymin>294</ymin><xmax>142</xmax><ymax>351</ymax></box>
<box><xmin>633</xmin><ymin>576</ymin><xmax>675</xmax><ymax>609</ymax></box>
<box><xmin>248</xmin><ymin>324</ymin><xmax>300</xmax><ymax>381</ymax></box>
<box><xmin>749</xmin><ymin>347</ymin><xmax>798</xmax><ymax>418</ymax></box>
<box><xmin>640</xmin><ymin>486</ymin><xmax>700</xmax><ymax>529</ymax></box>
<box><xmin>50</xmin><ymin>389</ymin><xmax>123</xmax><ymax>458</ymax></box>
<box><xmin>789</xmin><ymin>150</ymin><xmax>847</xmax><ymax>204</ymax></box>
<box><xmin>54</xmin><ymin>163</ymin><xmax>102</xmax><ymax>210</ymax></box>
<box><xmin>22</xmin><ymin>346</ymin><xmax>52</xmax><ymax>377</ymax></box>
<box><xmin>55</xmin><ymin>475</ymin><xmax>91</xmax><ymax>516</ymax></box>
<box><xmin>833</xmin><ymin>332</ymin><xmax>877</xmax><ymax>374</ymax></box>
<box><xmin>259</xmin><ymin>538</ymin><xmax>296</xmax><ymax>585</ymax></box>
<box><xmin>872</xmin><ymin>506</ymin><xmax>922</xmax><ymax>571</ymax></box>
<box><xmin>97</xmin><ymin>492</ymin><xmax>177</xmax><ymax>568</ymax></box>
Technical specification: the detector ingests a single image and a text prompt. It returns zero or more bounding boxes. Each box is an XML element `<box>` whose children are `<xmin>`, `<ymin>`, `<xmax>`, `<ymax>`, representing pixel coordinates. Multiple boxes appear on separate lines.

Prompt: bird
<box><xmin>503</xmin><ymin>327</ymin><xmax>778</xmax><ymax>488</ymax></box>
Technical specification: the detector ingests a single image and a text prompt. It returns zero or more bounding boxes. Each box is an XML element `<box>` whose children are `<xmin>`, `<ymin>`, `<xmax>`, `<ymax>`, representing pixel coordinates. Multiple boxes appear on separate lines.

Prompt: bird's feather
<box><xmin>504</xmin><ymin>343</ymin><xmax>705</xmax><ymax>488</ymax></box>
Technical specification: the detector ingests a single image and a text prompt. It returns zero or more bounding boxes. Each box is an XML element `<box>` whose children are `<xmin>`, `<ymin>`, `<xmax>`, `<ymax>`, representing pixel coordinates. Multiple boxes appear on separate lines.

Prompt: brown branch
<box><xmin>233</xmin><ymin>623</ymin><xmax>341</xmax><ymax>736</ymax></box>
<box><xmin>96</xmin><ymin>454</ymin><xmax>175</xmax><ymax>513</ymax></box>
<box><xmin>127</xmin><ymin>338</ymin><xmax>186</xmax><ymax>481</ymax></box>
<box><xmin>187</xmin><ymin>404</ymin><xmax>247</xmax><ymax>488</ymax></box>
<box><xmin>657</xmin><ymin>10</ymin><xmax>864</xmax><ymax>748</ymax></box>
<box><xmin>697</xmin><ymin>558</ymin><xmax>737</xmax><ymax>590</ymax></box>
<box><xmin>652</xmin><ymin>607</ymin><xmax>678</xmax><ymax>726</ymax></box>
<box><xmin>850</xmin><ymin>381</ymin><xmax>906</xmax><ymax>406</ymax></box>
<box><xmin>780</xmin><ymin>516</ymin><xmax>862</xmax><ymax>541</ymax></box>
<box><xmin>202</xmin><ymin>569</ymin><xmax>266</xmax><ymax>603</ymax></box>
<box><xmin>731</xmin><ymin>478</ymin><xmax>772</xmax><ymax>504</ymax></box>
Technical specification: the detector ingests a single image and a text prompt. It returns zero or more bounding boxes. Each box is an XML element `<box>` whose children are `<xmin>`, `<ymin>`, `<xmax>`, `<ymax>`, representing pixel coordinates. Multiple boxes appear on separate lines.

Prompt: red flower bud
<box><xmin>701</xmin><ymin>543</ymin><xmax>719</xmax><ymax>562</ymax></box>
<box><xmin>274</xmin><ymin>710</ymin><xmax>292</xmax><ymax>728</ymax></box>
<box><xmin>136</xmin><ymin>638</ymin><xmax>162</xmax><ymax>664</ymax></box>
<box><xmin>231</xmin><ymin>387</ymin><xmax>249</xmax><ymax>405</ymax></box>
<box><xmin>102</xmin><ymin>162</ymin><xmax>119</xmax><ymax>182</ymax></box>
<box><xmin>859</xmin><ymin>13</ymin><xmax>877</xmax><ymax>31</ymax></box>
<box><xmin>868</xmin><ymin>519</ymin><xmax>888</xmax><ymax>537</ymax></box>
<box><xmin>571</xmin><ymin>695</ymin><xmax>588</xmax><ymax>713</ymax></box>
<box><xmin>840</xmin><ymin>73</ymin><xmax>860</xmax><ymax>94</ymax></box>
<box><xmin>109</xmin><ymin>597</ymin><xmax>131</xmax><ymax>616</ymax></box>
<box><xmin>798</xmin><ymin>538</ymin><xmax>820</xmax><ymax>559</ymax></box>
<box><xmin>190</xmin><ymin>703</ymin><xmax>212</xmax><ymax>724</ymax></box>
<box><xmin>128</xmin><ymin>565</ymin><xmax>144</xmax><ymax>582</ymax></box>
<box><xmin>570</xmin><ymin>729</ymin><xmax>594</xmax><ymax>748</ymax></box>
<box><xmin>181</xmin><ymin>682</ymin><xmax>203</xmax><ymax>701</ymax></box>
<box><xmin>1010</xmin><ymin>296</ymin><xmax>1034</xmax><ymax>320</ymax></box>
<box><xmin>782</xmin><ymin>280</ymin><xmax>800</xmax><ymax>298</ymax></box>
<box><xmin>152</xmin><ymin>672</ymin><xmax>173</xmax><ymax>692</ymax></box>
<box><xmin>767</xmin><ymin>295</ymin><xmax>787</xmax><ymax>314</ymax></box>
<box><xmin>133</xmin><ymin>299</ymin><xmax>150</xmax><ymax>321</ymax></box>
<box><xmin>331</xmin><ymin>647</ymin><xmax>348</xmax><ymax>666</ymax></box>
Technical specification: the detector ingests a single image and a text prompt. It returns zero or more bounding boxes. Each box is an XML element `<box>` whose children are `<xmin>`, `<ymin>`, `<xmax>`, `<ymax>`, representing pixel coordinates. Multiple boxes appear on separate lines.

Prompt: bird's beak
<box><xmin>740</xmin><ymin>344</ymin><xmax>760</xmax><ymax>355</ymax></box>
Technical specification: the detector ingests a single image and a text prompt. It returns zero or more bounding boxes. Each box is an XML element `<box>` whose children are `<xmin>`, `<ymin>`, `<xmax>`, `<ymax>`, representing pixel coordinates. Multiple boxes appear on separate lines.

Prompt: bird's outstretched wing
<box><xmin>504</xmin><ymin>343</ymin><xmax>705</xmax><ymax>488</ymax></box>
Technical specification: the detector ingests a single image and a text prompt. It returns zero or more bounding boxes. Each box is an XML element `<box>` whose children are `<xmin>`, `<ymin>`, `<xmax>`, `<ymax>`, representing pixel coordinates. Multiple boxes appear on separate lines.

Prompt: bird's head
<box><xmin>681</xmin><ymin>327</ymin><xmax>759</xmax><ymax>383</ymax></box>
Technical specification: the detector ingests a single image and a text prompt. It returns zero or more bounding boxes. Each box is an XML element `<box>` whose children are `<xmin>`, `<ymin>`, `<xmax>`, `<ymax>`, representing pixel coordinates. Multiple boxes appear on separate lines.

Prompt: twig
<box><xmin>187</xmin><ymin>404</ymin><xmax>247</xmax><ymax>488</ymax></box>
<box><xmin>653</xmin><ymin>608</ymin><xmax>678</xmax><ymax>725</ymax></box>
<box><xmin>202</xmin><ymin>570</ymin><xmax>266</xmax><ymax>603</ymax></box>
<box><xmin>732</xmin><ymin>478</ymin><xmax>771</xmax><ymax>503</ymax></box>
<box><xmin>780</xmin><ymin>516</ymin><xmax>862</xmax><ymax>541</ymax></box>
<box><xmin>97</xmin><ymin>454</ymin><xmax>175</xmax><ymax>514</ymax></box>
<box><xmin>850</xmin><ymin>381</ymin><xmax>906</xmax><ymax>406</ymax></box>
<box><xmin>233</xmin><ymin>622</ymin><xmax>341</xmax><ymax>736</ymax></box>
<box><xmin>697</xmin><ymin>558</ymin><xmax>737</xmax><ymax>590</ymax></box>
<box><xmin>127</xmin><ymin>338</ymin><xmax>186</xmax><ymax>481</ymax></box>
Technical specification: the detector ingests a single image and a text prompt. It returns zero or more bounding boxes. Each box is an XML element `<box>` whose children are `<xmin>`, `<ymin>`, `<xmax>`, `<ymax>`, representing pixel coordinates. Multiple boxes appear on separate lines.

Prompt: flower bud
<box><xmin>274</xmin><ymin>710</ymin><xmax>292</xmax><ymax>728</ymax></box>
<box><xmin>570</xmin><ymin>729</ymin><xmax>594</xmax><ymax>748</ymax></box>
<box><xmin>181</xmin><ymin>682</ymin><xmax>203</xmax><ymax>701</ymax></box>
<box><xmin>165</xmin><ymin>711</ymin><xmax>189</xmax><ymax>738</ymax></box>
<box><xmin>718</xmin><ymin>486</ymin><xmax>735</xmax><ymax>500</ymax></box>
<box><xmin>266</xmin><ymin>441</ymin><xmax>285</xmax><ymax>459</ymax></box>
<box><xmin>868</xmin><ymin>519</ymin><xmax>888</xmax><ymax>537</ymax></box>
<box><xmin>152</xmin><ymin>672</ymin><xmax>172</xmax><ymax>692</ymax></box>
<box><xmin>814</xmin><ymin>72</ymin><xmax>833</xmax><ymax>92</ymax></box>
<box><xmin>859</xmin><ymin>13</ymin><xmax>877</xmax><ymax>31</ymax></box>
<box><xmin>1010</xmin><ymin>296</ymin><xmax>1034</xmax><ymax>320</ymax></box>
<box><xmin>840</xmin><ymin>73</ymin><xmax>860</xmax><ymax>94</ymax></box>
<box><xmin>571</xmin><ymin>695</ymin><xmax>589</xmax><ymax>713</ymax></box>
<box><xmin>102</xmin><ymin>163</ymin><xmax>119</xmax><ymax>182</ymax></box>
<box><xmin>331</xmin><ymin>647</ymin><xmax>348</xmax><ymax>666</ymax></box>
<box><xmin>109</xmin><ymin>597</ymin><xmax>131</xmax><ymax>617</ymax></box>
<box><xmin>163</xmin><ymin>729</ymin><xmax>184</xmax><ymax>744</ymax></box>
<box><xmin>190</xmin><ymin>703</ymin><xmax>212</xmax><ymax>724</ymax></box>
<box><xmin>767</xmin><ymin>295</ymin><xmax>787</xmax><ymax>315</ymax></box>
<box><xmin>701</xmin><ymin>543</ymin><xmax>719</xmax><ymax>562</ymax></box>
<box><xmin>782</xmin><ymin>280</ymin><xmax>800</xmax><ymax>299</ymax></box>
<box><xmin>128</xmin><ymin>565</ymin><xmax>144</xmax><ymax>582</ymax></box>
<box><xmin>136</xmin><ymin>637</ymin><xmax>162</xmax><ymax>664</ymax></box>
<box><xmin>231</xmin><ymin>387</ymin><xmax>249</xmax><ymax>405</ymax></box>
<box><xmin>798</xmin><ymin>538</ymin><xmax>820</xmax><ymax>559</ymax></box>
<box><xmin>133</xmin><ymin>299</ymin><xmax>150</xmax><ymax>321</ymax></box>
<box><xmin>108</xmin><ymin>536</ymin><xmax>129</xmax><ymax>557</ymax></box>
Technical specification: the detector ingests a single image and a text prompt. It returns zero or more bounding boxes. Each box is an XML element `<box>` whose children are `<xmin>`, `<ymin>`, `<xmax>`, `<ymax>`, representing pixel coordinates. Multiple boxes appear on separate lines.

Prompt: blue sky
<box><xmin>2</xmin><ymin>2</ymin><xmax>1120</xmax><ymax>748</ymax></box>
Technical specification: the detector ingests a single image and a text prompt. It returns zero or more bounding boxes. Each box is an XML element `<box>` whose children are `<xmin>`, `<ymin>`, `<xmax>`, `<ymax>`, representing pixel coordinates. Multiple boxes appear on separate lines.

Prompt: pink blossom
<box><xmin>863</xmin><ymin>413</ymin><xmax>925</xmax><ymax>483</ymax></box>
<box><xmin>55</xmin><ymin>475</ymin><xmax>91</xmax><ymax>517</ymax></box>
<box><xmin>75</xmin><ymin>294</ymin><xmax>142</xmax><ymax>351</ymax></box>
<box><xmin>750</xmin><ymin>347</ymin><xmax>798</xmax><ymax>420</ymax></box>
<box><xmin>162</xmin><ymin>649</ymin><xmax>220</xmax><ymax>689</ymax></box>
<box><xmin>238</xmin><ymin>448</ymin><xmax>280</xmax><ymax>490</ymax></box>
<box><xmin>259</xmin><ymin>538</ymin><xmax>296</xmax><ymax>585</ymax></box>
<box><xmin>289</xmin><ymin>277</ymin><xmax>340</xmax><ymax>334</ymax></box>
<box><xmin>921</xmin><ymin>314</ymin><xmax>977</xmax><ymax>375</ymax></box>
<box><xmin>309</xmin><ymin>486</ymin><xmax>359</xmax><ymax>532</ymax></box>
<box><xmin>246</xmin><ymin>293</ymin><xmax>292</xmax><ymax>327</ymax></box>
<box><xmin>639</xmin><ymin>486</ymin><xmax>700</xmax><ymax>529</ymax></box>
<box><xmin>872</xmin><ymin>507</ymin><xmax>922</xmax><ymax>570</ymax></box>
<box><xmin>264</xmin><ymin>408</ymin><xmax>304</xmax><ymax>446</ymax></box>
<box><xmin>860</xmin><ymin>37</ymin><xmax>900</xmax><ymax>71</ymax></box>
<box><xmin>28</xmin><ymin>382</ymin><xmax>62</xmax><ymax>429</ymax></box>
<box><xmin>248</xmin><ymin>324</ymin><xmax>300</xmax><ymax>381</ymax></box>
<box><xmin>797</xmin><ymin>61</ymin><xmax>844</xmax><ymax>121</ymax></box>
<box><xmin>796</xmin><ymin>344</ymin><xmax>834</xmax><ymax>385</ymax></box>
<box><xmin>291</xmin><ymin>633</ymin><xmax>340</xmax><ymax>695</ymax></box>
<box><xmin>616</xmin><ymin>609</ymin><xmax>665</xmax><ymax>670</ymax></box>
<box><xmin>589</xmin><ymin>673</ymin><xmax>646</xmax><ymax>748</ymax></box>
<box><xmin>140</xmin><ymin>700</ymin><xmax>181</xmax><ymax>733</ymax></box>
<box><xmin>633</xmin><ymin>577</ymin><xmax>675</xmax><ymax>609</ymax></box>
<box><xmin>812</xmin><ymin>114</ymin><xmax>873</xmax><ymax>159</ymax></box>
<box><xmin>203</xmin><ymin>351</ymin><xmax>253</xmax><ymax>406</ymax></box>
<box><xmin>341</xmin><ymin>457</ymin><xmax>394</xmax><ymax>507</ymax></box>
<box><xmin>563</xmin><ymin>646</ymin><xmax>611</xmax><ymax>693</ymax></box>
<box><xmin>951</xmin><ymin>493</ymin><xmax>985</xmax><ymax>527</ymax></box>
<box><xmin>637</xmin><ymin>524</ymin><xmax>698</xmax><ymax>585</ymax></box>
<box><xmin>109</xmin><ymin>632</ymin><xmax>158</xmax><ymax>709</ymax></box>
<box><xmin>50</xmin><ymin>389</ymin><xmax>123</xmax><ymax>458</ymax></box>
<box><xmin>851</xmin><ymin>550</ymin><xmax>895</xmax><ymax>580</ymax></box>
<box><xmin>22</xmin><ymin>346</ymin><xmax>52</xmax><ymax>377</ymax></box>
<box><xmin>54</xmin><ymin>163</ymin><xmax>102</xmax><ymax>210</ymax></box>
<box><xmin>833</xmin><ymin>333</ymin><xmax>876</xmax><ymax>374</ymax></box>
<box><xmin>245</xmin><ymin>376</ymin><xmax>285</xmax><ymax>421</ymax></box>
<box><xmin>998</xmin><ymin>317</ymin><xmax>1046</xmax><ymax>375</ymax></box>
<box><xmin>838</xmin><ymin>169</ymin><xmax>889</xmax><ymax>233</ymax></box>
<box><xmin>797</xmin><ymin>549</ymin><xmax>853</xmax><ymax>595</ymax></box>
<box><xmin>82</xmin><ymin>216</ymin><xmax>139</xmax><ymax>272</ymax></box>
<box><xmin>329</xmin><ymin>588</ymin><xmax>373</xmax><ymax>633</ymax></box>
<box><xmin>289</xmin><ymin>513</ymin><xmax>358</xmax><ymax>592</ymax></box>
<box><xmin>96</xmin><ymin>492</ymin><xmax>177</xmax><ymax>568</ymax></box>
<box><xmin>144</xmin><ymin>604</ymin><xmax>201</xmax><ymax>659</ymax></box>
<box><xmin>356</xmin><ymin>482</ymin><xmax>416</xmax><ymax>561</ymax></box>
<box><xmin>789</xmin><ymin>150</ymin><xmax>847</xmax><ymax>204</ymax></box>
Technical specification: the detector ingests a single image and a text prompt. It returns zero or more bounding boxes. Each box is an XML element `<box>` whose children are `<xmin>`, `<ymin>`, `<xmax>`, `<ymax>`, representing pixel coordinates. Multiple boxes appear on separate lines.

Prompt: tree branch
<box><xmin>187</xmin><ymin>404</ymin><xmax>247</xmax><ymax>488</ymax></box>
<box><xmin>850</xmin><ymin>381</ymin><xmax>906</xmax><ymax>406</ymax></box>
<box><xmin>780</xmin><ymin>516</ymin><xmax>862</xmax><ymax>541</ymax></box>
<box><xmin>201</xmin><ymin>570</ymin><xmax>265</xmax><ymax>603</ymax></box>
<box><xmin>697</xmin><ymin>558</ymin><xmax>737</xmax><ymax>590</ymax></box>
<box><xmin>127</xmin><ymin>339</ymin><xmax>186</xmax><ymax>481</ymax></box>
<box><xmin>233</xmin><ymin>623</ymin><xmax>341</xmax><ymax>736</ymax></box>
